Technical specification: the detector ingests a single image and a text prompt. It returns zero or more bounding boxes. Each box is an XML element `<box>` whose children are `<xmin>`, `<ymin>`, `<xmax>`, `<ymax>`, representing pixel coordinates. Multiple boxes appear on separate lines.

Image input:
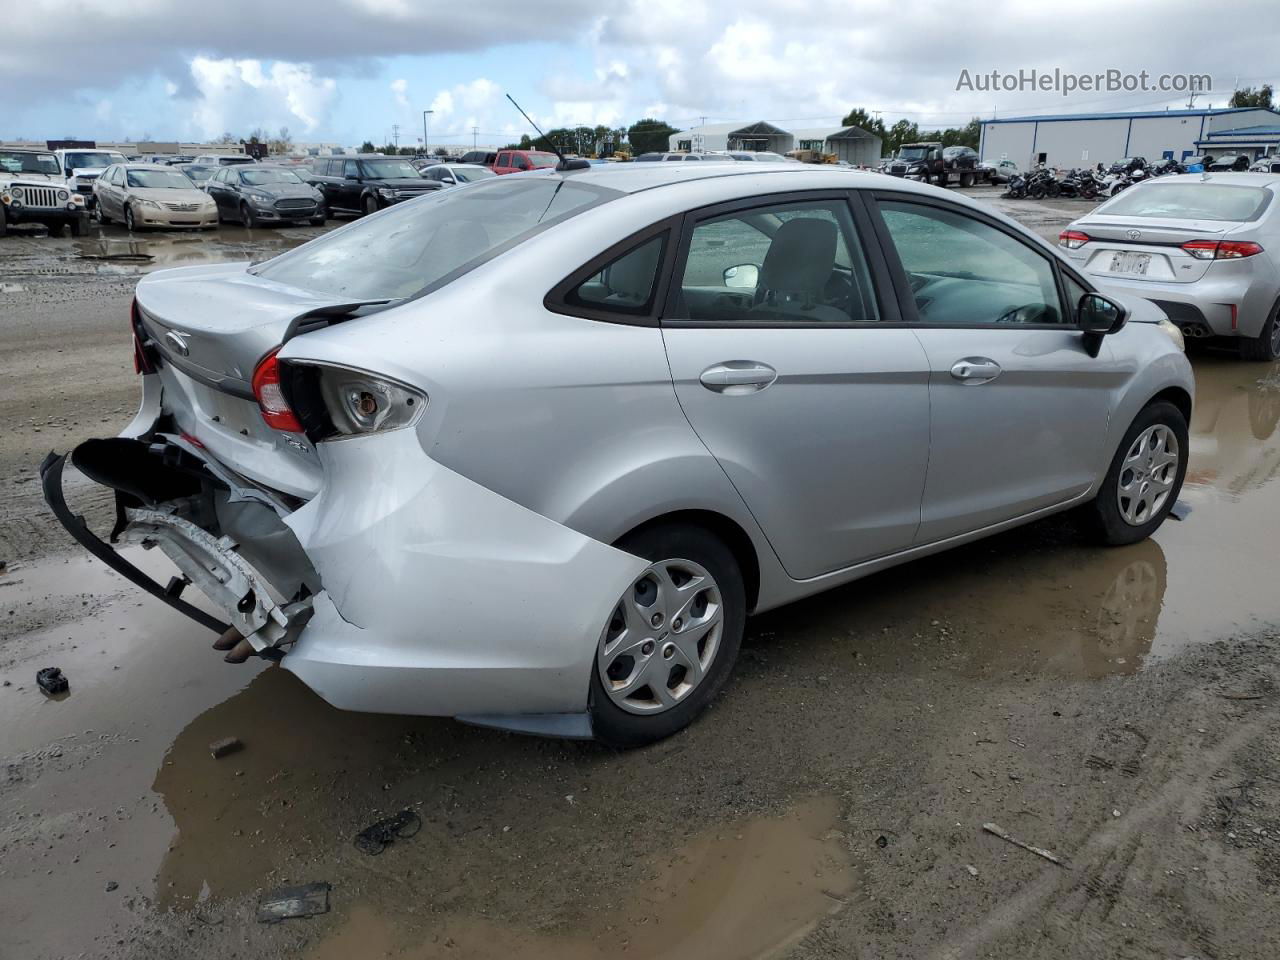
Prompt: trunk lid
<box><xmin>1072</xmin><ymin>215</ymin><xmax>1250</xmax><ymax>284</ymax></box>
<box><xmin>135</xmin><ymin>263</ymin><xmax>390</xmax><ymax>498</ymax></box>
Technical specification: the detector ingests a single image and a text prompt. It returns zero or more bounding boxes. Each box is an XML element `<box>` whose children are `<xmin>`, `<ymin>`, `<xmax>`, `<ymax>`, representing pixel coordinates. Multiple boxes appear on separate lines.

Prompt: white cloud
<box><xmin>188</xmin><ymin>57</ymin><xmax>337</xmax><ymax>138</ymax></box>
<box><xmin>391</xmin><ymin>77</ymin><xmax>409</xmax><ymax>108</ymax></box>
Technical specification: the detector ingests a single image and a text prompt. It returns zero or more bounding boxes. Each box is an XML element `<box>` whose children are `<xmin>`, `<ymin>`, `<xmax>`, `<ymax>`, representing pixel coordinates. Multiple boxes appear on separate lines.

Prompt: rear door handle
<box><xmin>699</xmin><ymin>361</ymin><xmax>777</xmax><ymax>394</ymax></box>
<box><xmin>950</xmin><ymin>357</ymin><xmax>1002</xmax><ymax>384</ymax></box>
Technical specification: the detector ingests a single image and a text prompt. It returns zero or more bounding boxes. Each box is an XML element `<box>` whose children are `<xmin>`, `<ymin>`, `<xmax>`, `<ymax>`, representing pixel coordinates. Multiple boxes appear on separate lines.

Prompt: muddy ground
<box><xmin>3</xmin><ymin>189</ymin><xmax>1280</xmax><ymax>960</ymax></box>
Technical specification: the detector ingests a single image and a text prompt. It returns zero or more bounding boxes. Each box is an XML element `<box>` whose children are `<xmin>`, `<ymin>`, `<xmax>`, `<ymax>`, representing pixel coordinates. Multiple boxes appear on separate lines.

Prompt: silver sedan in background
<box><xmin>44</xmin><ymin>165</ymin><xmax>1193</xmax><ymax>747</ymax></box>
<box><xmin>1061</xmin><ymin>172</ymin><xmax>1280</xmax><ymax>360</ymax></box>
<box><xmin>418</xmin><ymin>162</ymin><xmax>498</xmax><ymax>187</ymax></box>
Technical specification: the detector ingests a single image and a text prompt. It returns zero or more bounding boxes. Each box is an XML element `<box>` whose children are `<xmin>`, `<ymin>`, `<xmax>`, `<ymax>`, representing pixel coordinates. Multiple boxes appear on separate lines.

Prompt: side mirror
<box><xmin>724</xmin><ymin>264</ymin><xmax>760</xmax><ymax>289</ymax></box>
<box><xmin>1078</xmin><ymin>292</ymin><xmax>1127</xmax><ymax>356</ymax></box>
<box><xmin>345</xmin><ymin>173</ymin><xmax>359</xmax><ymax>181</ymax></box>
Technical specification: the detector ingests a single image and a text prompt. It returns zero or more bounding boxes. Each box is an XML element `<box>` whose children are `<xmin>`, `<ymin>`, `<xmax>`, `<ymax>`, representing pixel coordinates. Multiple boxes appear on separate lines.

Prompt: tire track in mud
<box><xmin>930</xmin><ymin>696</ymin><xmax>1276</xmax><ymax>960</ymax></box>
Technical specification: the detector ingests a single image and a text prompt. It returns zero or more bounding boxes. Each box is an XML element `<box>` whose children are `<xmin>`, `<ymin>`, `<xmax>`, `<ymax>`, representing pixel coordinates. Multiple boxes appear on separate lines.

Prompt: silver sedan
<box><xmin>44</xmin><ymin>164</ymin><xmax>1193</xmax><ymax>747</ymax></box>
<box><xmin>1061</xmin><ymin>172</ymin><xmax>1280</xmax><ymax>360</ymax></box>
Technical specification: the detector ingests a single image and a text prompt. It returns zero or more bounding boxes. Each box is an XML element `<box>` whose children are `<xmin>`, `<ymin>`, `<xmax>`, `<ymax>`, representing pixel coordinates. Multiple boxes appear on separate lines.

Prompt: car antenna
<box><xmin>505</xmin><ymin>94</ymin><xmax>589</xmax><ymax>172</ymax></box>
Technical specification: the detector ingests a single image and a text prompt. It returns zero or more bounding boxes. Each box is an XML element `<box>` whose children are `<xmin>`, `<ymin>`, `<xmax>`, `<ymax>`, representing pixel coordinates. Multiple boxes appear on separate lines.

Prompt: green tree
<box><xmin>840</xmin><ymin>108</ymin><xmax>886</xmax><ymax>139</ymax></box>
<box><xmin>433</xmin><ymin>146</ymin><xmax>449</xmax><ymax>157</ymax></box>
<box><xmin>1230</xmin><ymin>84</ymin><xmax>1274</xmax><ymax>109</ymax></box>
<box><xmin>883</xmin><ymin>119</ymin><xmax>920</xmax><ymax>154</ymax></box>
<box><xmin>359</xmin><ymin>140</ymin><xmax>376</xmax><ymax>153</ymax></box>
<box><xmin>627</xmin><ymin>118</ymin><xmax>679</xmax><ymax>155</ymax></box>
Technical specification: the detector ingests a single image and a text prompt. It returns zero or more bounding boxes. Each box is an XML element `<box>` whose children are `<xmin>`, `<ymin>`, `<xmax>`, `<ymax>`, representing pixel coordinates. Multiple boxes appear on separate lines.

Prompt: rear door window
<box><xmin>670</xmin><ymin>198</ymin><xmax>880</xmax><ymax>324</ymax></box>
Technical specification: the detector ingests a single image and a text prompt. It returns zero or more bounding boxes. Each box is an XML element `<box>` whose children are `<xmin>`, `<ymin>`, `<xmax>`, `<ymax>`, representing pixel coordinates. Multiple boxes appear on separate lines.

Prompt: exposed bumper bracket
<box><xmin>39</xmin><ymin>451</ymin><xmax>229</xmax><ymax>635</ymax></box>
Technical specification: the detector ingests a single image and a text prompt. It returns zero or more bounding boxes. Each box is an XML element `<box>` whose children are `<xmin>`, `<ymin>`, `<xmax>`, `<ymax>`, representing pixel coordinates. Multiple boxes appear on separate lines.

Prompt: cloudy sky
<box><xmin>5</xmin><ymin>0</ymin><xmax>1276</xmax><ymax>147</ymax></box>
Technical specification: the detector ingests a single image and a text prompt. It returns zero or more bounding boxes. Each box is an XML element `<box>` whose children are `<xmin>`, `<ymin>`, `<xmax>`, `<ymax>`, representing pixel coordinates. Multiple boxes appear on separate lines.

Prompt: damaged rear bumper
<box><xmin>40</xmin><ymin>427</ymin><xmax>647</xmax><ymax>728</ymax></box>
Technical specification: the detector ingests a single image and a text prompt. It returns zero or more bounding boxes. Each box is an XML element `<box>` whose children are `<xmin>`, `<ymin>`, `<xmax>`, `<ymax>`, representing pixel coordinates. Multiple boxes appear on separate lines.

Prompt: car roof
<box><xmin>543</xmin><ymin>162</ymin><xmax>885</xmax><ymax>195</ymax></box>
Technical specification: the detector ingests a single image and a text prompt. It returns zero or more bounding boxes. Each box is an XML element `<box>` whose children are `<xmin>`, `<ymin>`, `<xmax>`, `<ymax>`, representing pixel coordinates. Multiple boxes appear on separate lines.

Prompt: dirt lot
<box><xmin>3</xmin><ymin>189</ymin><xmax>1280</xmax><ymax>960</ymax></box>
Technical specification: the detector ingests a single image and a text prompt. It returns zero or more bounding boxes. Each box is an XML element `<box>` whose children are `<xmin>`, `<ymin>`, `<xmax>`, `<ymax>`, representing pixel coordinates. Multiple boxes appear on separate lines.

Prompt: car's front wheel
<box><xmin>1085</xmin><ymin>401</ymin><xmax>1188</xmax><ymax>545</ymax></box>
<box><xmin>362</xmin><ymin>194</ymin><xmax>379</xmax><ymax>217</ymax></box>
<box><xmin>1239</xmin><ymin>299</ymin><xmax>1280</xmax><ymax>362</ymax></box>
<box><xmin>124</xmin><ymin>205</ymin><xmax>137</xmax><ymax>232</ymax></box>
<box><xmin>589</xmin><ymin>524</ymin><xmax>745</xmax><ymax>748</ymax></box>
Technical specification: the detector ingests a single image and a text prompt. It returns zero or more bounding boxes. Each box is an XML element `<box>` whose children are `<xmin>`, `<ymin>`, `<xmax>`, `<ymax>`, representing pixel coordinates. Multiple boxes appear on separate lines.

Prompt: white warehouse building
<box><xmin>980</xmin><ymin>106</ymin><xmax>1280</xmax><ymax>168</ymax></box>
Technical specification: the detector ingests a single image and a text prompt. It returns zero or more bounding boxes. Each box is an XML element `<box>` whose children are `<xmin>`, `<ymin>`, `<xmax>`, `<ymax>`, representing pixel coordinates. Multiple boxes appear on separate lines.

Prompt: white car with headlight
<box><xmin>0</xmin><ymin>148</ymin><xmax>87</xmax><ymax>236</ymax></box>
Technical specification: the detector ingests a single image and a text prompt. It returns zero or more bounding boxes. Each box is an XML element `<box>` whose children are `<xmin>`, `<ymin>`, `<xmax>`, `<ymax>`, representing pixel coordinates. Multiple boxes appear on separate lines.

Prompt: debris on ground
<box><xmin>208</xmin><ymin>737</ymin><xmax>243</xmax><ymax>759</ymax></box>
<box><xmin>36</xmin><ymin>667</ymin><xmax>69</xmax><ymax>696</ymax></box>
<box><xmin>964</xmin><ymin>864</ymin><xmax>979</xmax><ymax>877</ymax></box>
<box><xmin>354</xmin><ymin>809</ymin><xmax>422</xmax><ymax>856</ymax></box>
<box><xmin>256</xmin><ymin>882</ymin><xmax>331</xmax><ymax>923</ymax></box>
<box><xmin>982</xmin><ymin>822</ymin><xmax>1068</xmax><ymax>868</ymax></box>
<box><xmin>105</xmin><ymin>881</ymin><xmax>118</xmax><ymax>892</ymax></box>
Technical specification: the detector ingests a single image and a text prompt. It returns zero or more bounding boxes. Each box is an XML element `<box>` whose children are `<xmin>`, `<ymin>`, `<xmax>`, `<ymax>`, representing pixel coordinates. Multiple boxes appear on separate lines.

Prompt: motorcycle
<box><xmin>1026</xmin><ymin>166</ymin><xmax>1060</xmax><ymax>200</ymax></box>
<box><xmin>1002</xmin><ymin>172</ymin><xmax>1028</xmax><ymax>199</ymax></box>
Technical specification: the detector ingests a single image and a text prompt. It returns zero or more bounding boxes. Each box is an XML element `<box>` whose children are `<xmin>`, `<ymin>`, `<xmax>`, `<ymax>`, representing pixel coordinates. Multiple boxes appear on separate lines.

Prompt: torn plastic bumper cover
<box><xmin>40</xmin><ymin>437</ymin><xmax>315</xmax><ymax>651</ymax></box>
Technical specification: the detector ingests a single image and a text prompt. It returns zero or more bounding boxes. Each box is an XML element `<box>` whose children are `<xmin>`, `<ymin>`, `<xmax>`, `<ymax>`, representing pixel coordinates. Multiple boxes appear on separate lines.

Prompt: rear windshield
<box><xmin>252</xmin><ymin>176</ymin><xmax>618</xmax><ymax>300</ymax></box>
<box><xmin>1100</xmin><ymin>182</ymin><xmax>1272</xmax><ymax>221</ymax></box>
<box><xmin>525</xmin><ymin>153</ymin><xmax>558</xmax><ymax>169</ymax></box>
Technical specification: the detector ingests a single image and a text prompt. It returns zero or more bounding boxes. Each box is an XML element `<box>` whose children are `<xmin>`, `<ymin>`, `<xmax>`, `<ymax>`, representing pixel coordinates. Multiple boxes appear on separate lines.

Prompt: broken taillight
<box><xmin>251</xmin><ymin>348</ymin><xmax>305</xmax><ymax>433</ymax></box>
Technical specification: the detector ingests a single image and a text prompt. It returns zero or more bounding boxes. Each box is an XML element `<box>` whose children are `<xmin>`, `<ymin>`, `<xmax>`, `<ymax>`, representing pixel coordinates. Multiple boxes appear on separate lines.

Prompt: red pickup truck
<box><xmin>490</xmin><ymin>150</ymin><xmax>559</xmax><ymax>175</ymax></box>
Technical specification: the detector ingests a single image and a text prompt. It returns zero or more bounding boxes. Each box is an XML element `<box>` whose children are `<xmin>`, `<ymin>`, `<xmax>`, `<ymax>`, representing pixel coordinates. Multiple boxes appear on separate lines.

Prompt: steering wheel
<box><xmin>996</xmin><ymin>302</ymin><xmax>1051</xmax><ymax>324</ymax></box>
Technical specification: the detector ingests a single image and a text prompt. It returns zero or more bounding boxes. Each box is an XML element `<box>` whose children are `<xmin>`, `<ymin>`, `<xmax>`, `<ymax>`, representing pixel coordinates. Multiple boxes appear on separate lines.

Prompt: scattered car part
<box><xmin>256</xmin><ymin>882</ymin><xmax>330</xmax><ymax>922</ymax></box>
<box><xmin>36</xmin><ymin>667</ymin><xmax>69</xmax><ymax>696</ymax></box>
<box><xmin>354</xmin><ymin>809</ymin><xmax>422</xmax><ymax>855</ymax></box>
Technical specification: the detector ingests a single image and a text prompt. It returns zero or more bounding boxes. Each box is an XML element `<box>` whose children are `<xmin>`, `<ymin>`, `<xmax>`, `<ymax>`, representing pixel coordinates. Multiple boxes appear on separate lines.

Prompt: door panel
<box><xmin>661</xmin><ymin>194</ymin><xmax>930</xmax><ymax>581</ymax></box>
<box><xmin>911</xmin><ymin>328</ymin><xmax>1122</xmax><ymax>541</ymax></box>
<box><xmin>869</xmin><ymin>194</ymin><xmax>1124</xmax><ymax>542</ymax></box>
<box><xmin>664</xmin><ymin>328</ymin><xmax>932</xmax><ymax>579</ymax></box>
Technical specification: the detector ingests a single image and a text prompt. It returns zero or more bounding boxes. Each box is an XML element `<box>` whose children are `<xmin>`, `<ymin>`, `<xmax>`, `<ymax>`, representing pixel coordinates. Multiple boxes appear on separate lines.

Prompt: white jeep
<box><xmin>0</xmin><ymin>148</ymin><xmax>88</xmax><ymax>237</ymax></box>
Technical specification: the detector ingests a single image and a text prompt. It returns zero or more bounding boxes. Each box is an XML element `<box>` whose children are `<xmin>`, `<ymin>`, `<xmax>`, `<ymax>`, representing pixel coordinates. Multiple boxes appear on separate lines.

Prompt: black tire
<box><xmin>1239</xmin><ymin>298</ymin><xmax>1280</xmax><ymax>362</ymax></box>
<box><xmin>589</xmin><ymin>524</ymin><xmax>746</xmax><ymax>749</ymax></box>
<box><xmin>0</xmin><ymin>204</ymin><xmax>6</xmax><ymax>237</ymax></box>
<box><xmin>1084</xmin><ymin>401</ymin><xmax>1188</xmax><ymax>546</ymax></box>
<box><xmin>124</xmin><ymin>205</ymin><xmax>137</xmax><ymax>232</ymax></box>
<box><xmin>240</xmin><ymin>203</ymin><xmax>257</xmax><ymax>228</ymax></box>
<box><xmin>1029</xmin><ymin>184</ymin><xmax>1046</xmax><ymax>200</ymax></box>
<box><xmin>69</xmin><ymin>216</ymin><xmax>84</xmax><ymax>237</ymax></box>
<box><xmin>362</xmin><ymin>194</ymin><xmax>379</xmax><ymax>216</ymax></box>
<box><xmin>310</xmin><ymin>216</ymin><xmax>325</xmax><ymax>227</ymax></box>
<box><xmin>97</xmin><ymin>206</ymin><xmax>111</xmax><ymax>225</ymax></box>
<box><xmin>960</xmin><ymin>172</ymin><xmax>975</xmax><ymax>188</ymax></box>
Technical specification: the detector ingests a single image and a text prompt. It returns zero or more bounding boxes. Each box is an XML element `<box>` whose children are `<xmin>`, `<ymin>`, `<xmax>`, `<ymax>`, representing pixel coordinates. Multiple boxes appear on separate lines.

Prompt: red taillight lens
<box><xmin>251</xmin><ymin>348</ymin><xmax>304</xmax><ymax>433</ymax></box>
<box><xmin>130</xmin><ymin>298</ymin><xmax>155</xmax><ymax>375</ymax></box>
<box><xmin>1181</xmin><ymin>239</ymin><xmax>1264</xmax><ymax>260</ymax></box>
<box><xmin>1058</xmin><ymin>230</ymin><xmax>1091</xmax><ymax>250</ymax></box>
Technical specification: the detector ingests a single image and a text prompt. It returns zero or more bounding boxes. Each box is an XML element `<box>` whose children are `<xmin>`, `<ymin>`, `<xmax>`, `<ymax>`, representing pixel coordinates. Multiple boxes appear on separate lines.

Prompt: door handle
<box><xmin>699</xmin><ymin>361</ymin><xmax>777</xmax><ymax>394</ymax></box>
<box><xmin>950</xmin><ymin>357</ymin><xmax>1002</xmax><ymax>384</ymax></box>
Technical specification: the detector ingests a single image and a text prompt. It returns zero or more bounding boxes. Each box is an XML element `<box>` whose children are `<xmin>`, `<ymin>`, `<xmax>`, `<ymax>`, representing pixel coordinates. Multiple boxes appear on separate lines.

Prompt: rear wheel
<box><xmin>1085</xmin><ymin>401</ymin><xmax>1188</xmax><ymax>545</ymax></box>
<box><xmin>589</xmin><ymin>524</ymin><xmax>745</xmax><ymax>748</ymax></box>
<box><xmin>1239</xmin><ymin>298</ymin><xmax>1280</xmax><ymax>362</ymax></box>
<box><xmin>960</xmin><ymin>172</ymin><xmax>975</xmax><ymax>188</ymax></box>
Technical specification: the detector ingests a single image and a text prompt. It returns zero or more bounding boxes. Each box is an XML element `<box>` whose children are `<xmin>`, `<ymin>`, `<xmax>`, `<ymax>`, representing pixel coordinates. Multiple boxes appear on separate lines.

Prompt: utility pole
<box><xmin>391</xmin><ymin>123</ymin><xmax>400</xmax><ymax>150</ymax></box>
<box><xmin>422</xmin><ymin>109</ymin><xmax>433</xmax><ymax>156</ymax></box>
<box><xmin>472</xmin><ymin>126</ymin><xmax>479</xmax><ymax>148</ymax></box>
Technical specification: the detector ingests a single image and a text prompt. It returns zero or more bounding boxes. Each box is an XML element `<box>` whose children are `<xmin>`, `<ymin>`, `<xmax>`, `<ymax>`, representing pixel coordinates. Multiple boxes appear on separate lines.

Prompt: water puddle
<box><xmin>304</xmin><ymin>798</ymin><xmax>851</xmax><ymax>960</ymax></box>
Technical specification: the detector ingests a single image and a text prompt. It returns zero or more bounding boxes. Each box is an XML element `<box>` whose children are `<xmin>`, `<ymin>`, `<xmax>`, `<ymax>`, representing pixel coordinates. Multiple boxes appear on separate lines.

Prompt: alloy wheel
<box><xmin>1116</xmin><ymin>424</ymin><xmax>1180</xmax><ymax>526</ymax></box>
<box><xmin>597</xmin><ymin>558</ymin><xmax>723</xmax><ymax>715</ymax></box>
<box><xmin>1270</xmin><ymin>314</ymin><xmax>1280</xmax><ymax>357</ymax></box>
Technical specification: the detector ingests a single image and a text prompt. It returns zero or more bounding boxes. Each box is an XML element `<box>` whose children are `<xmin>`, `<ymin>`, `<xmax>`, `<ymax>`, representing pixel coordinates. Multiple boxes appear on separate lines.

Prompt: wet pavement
<box><xmin>3</xmin><ymin>192</ymin><xmax>1280</xmax><ymax>959</ymax></box>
